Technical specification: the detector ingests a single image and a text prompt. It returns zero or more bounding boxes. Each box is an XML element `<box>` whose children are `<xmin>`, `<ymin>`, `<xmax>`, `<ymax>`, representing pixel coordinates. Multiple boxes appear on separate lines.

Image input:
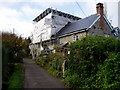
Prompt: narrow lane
<box><xmin>23</xmin><ymin>58</ymin><xmax>66</xmax><ymax>88</ymax></box>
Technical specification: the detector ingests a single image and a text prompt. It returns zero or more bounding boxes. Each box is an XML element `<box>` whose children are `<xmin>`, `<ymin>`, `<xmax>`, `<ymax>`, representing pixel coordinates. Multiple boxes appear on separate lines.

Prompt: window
<box><xmin>104</xmin><ymin>34</ymin><xmax>109</xmax><ymax>37</ymax></box>
<box><xmin>76</xmin><ymin>36</ymin><xmax>79</xmax><ymax>40</ymax></box>
<box><xmin>73</xmin><ymin>34</ymin><xmax>78</xmax><ymax>41</ymax></box>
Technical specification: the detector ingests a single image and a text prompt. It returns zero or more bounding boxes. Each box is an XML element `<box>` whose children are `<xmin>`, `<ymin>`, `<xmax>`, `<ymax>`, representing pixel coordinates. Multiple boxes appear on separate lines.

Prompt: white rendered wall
<box><xmin>32</xmin><ymin>13</ymin><xmax>52</xmax><ymax>43</ymax></box>
<box><xmin>32</xmin><ymin>12</ymin><xmax>78</xmax><ymax>44</ymax></box>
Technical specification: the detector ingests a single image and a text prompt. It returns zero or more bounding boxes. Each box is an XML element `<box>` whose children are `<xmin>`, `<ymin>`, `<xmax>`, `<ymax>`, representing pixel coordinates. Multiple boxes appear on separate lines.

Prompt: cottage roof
<box><xmin>57</xmin><ymin>14</ymin><xmax>100</xmax><ymax>36</ymax></box>
<box><xmin>33</xmin><ymin>8</ymin><xmax>81</xmax><ymax>22</ymax></box>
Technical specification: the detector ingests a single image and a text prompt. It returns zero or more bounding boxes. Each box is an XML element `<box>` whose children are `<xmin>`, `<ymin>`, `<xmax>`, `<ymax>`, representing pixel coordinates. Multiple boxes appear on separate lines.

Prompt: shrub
<box><xmin>33</xmin><ymin>52</ymin><xmax>65</xmax><ymax>78</ymax></box>
<box><xmin>50</xmin><ymin>52</ymin><xmax>64</xmax><ymax>71</ymax></box>
<box><xmin>34</xmin><ymin>36</ymin><xmax>120</xmax><ymax>88</ymax></box>
<box><xmin>2</xmin><ymin>32</ymin><xmax>29</xmax><ymax>89</ymax></box>
<box><xmin>63</xmin><ymin>36</ymin><xmax>120</xmax><ymax>88</ymax></box>
<box><xmin>54</xmin><ymin>45</ymin><xmax>62</xmax><ymax>52</ymax></box>
<box><xmin>93</xmin><ymin>52</ymin><xmax>120</xmax><ymax>88</ymax></box>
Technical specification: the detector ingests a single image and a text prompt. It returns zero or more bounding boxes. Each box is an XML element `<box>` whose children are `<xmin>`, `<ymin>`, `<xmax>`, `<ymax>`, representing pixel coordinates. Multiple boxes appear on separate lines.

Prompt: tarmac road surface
<box><xmin>23</xmin><ymin>58</ymin><xmax>66</xmax><ymax>88</ymax></box>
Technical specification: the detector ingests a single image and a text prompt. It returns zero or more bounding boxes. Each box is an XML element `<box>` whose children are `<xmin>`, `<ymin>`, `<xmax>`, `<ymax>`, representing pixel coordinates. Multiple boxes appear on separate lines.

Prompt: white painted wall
<box><xmin>32</xmin><ymin>12</ymin><xmax>78</xmax><ymax>44</ymax></box>
<box><xmin>32</xmin><ymin>13</ymin><xmax>52</xmax><ymax>43</ymax></box>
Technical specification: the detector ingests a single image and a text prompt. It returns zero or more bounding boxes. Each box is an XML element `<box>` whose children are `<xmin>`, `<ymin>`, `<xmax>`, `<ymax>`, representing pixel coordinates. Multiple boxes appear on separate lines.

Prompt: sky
<box><xmin>0</xmin><ymin>0</ymin><xmax>119</xmax><ymax>38</ymax></box>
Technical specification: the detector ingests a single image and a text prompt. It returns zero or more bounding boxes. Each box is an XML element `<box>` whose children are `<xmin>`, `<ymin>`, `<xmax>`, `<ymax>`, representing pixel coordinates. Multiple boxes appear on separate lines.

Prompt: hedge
<box><xmin>63</xmin><ymin>36</ymin><xmax>120</xmax><ymax>88</ymax></box>
<box><xmin>34</xmin><ymin>52</ymin><xmax>65</xmax><ymax>78</ymax></box>
<box><xmin>33</xmin><ymin>36</ymin><xmax>120</xmax><ymax>89</ymax></box>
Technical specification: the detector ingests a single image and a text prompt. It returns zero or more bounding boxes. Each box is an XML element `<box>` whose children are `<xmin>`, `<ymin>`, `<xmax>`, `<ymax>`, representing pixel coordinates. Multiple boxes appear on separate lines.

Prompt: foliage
<box><xmin>2</xmin><ymin>32</ymin><xmax>30</xmax><ymax>63</ymax></box>
<box><xmin>33</xmin><ymin>36</ymin><xmax>120</xmax><ymax>88</ymax></box>
<box><xmin>93</xmin><ymin>52</ymin><xmax>120</xmax><ymax>88</ymax></box>
<box><xmin>8</xmin><ymin>64</ymin><xmax>24</xmax><ymax>89</ymax></box>
<box><xmin>53</xmin><ymin>45</ymin><xmax>62</xmax><ymax>52</ymax></box>
<box><xmin>63</xmin><ymin>36</ymin><xmax>120</xmax><ymax>88</ymax></box>
<box><xmin>34</xmin><ymin>52</ymin><xmax>64</xmax><ymax>78</ymax></box>
<box><xmin>2</xmin><ymin>32</ymin><xmax>29</xmax><ymax>89</ymax></box>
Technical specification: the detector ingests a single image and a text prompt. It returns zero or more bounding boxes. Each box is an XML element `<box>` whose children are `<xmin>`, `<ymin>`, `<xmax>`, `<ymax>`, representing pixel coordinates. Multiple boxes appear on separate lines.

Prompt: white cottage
<box><xmin>30</xmin><ymin>3</ymin><xmax>114</xmax><ymax>58</ymax></box>
<box><xmin>29</xmin><ymin>8</ymin><xmax>81</xmax><ymax>58</ymax></box>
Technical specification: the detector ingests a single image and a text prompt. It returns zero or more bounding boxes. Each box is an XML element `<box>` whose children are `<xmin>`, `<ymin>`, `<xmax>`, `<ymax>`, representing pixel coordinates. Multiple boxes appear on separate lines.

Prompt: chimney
<box><xmin>96</xmin><ymin>3</ymin><xmax>104</xmax><ymax>30</ymax></box>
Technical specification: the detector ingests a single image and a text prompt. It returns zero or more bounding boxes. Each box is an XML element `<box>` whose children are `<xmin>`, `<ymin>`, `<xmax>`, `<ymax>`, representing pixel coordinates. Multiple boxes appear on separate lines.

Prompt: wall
<box><xmin>32</xmin><ymin>13</ymin><xmax>78</xmax><ymax>44</ymax></box>
<box><xmin>88</xmin><ymin>17</ymin><xmax>112</xmax><ymax>37</ymax></box>
<box><xmin>32</xmin><ymin>13</ymin><xmax>52</xmax><ymax>44</ymax></box>
<box><xmin>30</xmin><ymin>12</ymin><xmax>79</xmax><ymax>57</ymax></box>
<box><xmin>59</xmin><ymin>16</ymin><xmax>113</xmax><ymax>45</ymax></box>
<box><xmin>59</xmin><ymin>32</ymin><xmax>87</xmax><ymax>45</ymax></box>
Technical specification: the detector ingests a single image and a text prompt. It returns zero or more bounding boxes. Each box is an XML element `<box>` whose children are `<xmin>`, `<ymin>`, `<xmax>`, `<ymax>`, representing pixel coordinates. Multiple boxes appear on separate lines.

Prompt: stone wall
<box><xmin>88</xmin><ymin>17</ymin><xmax>113</xmax><ymax>37</ymax></box>
<box><xmin>59</xmin><ymin>32</ymin><xmax>87</xmax><ymax>45</ymax></box>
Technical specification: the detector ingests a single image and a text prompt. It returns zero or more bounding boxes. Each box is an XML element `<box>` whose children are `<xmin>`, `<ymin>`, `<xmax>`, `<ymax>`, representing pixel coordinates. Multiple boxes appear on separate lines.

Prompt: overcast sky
<box><xmin>0</xmin><ymin>0</ymin><xmax>119</xmax><ymax>38</ymax></box>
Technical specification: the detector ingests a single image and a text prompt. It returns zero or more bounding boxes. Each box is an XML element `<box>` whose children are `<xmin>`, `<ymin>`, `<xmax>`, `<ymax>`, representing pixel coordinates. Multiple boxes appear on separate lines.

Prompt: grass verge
<box><xmin>8</xmin><ymin>64</ymin><xmax>24</xmax><ymax>89</ymax></box>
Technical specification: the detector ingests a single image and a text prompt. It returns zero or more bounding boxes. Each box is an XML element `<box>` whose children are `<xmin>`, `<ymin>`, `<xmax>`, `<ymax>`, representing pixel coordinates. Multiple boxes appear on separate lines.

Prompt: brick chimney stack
<box><xmin>96</xmin><ymin>3</ymin><xmax>104</xmax><ymax>30</ymax></box>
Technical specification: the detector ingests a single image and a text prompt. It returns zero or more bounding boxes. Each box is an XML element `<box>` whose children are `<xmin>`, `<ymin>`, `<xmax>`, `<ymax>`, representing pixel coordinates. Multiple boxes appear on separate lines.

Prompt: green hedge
<box><xmin>34</xmin><ymin>52</ymin><xmax>64</xmax><ymax>78</ymax></box>
<box><xmin>63</xmin><ymin>36</ymin><xmax>120</xmax><ymax>88</ymax></box>
<box><xmin>33</xmin><ymin>36</ymin><xmax>120</xmax><ymax>88</ymax></box>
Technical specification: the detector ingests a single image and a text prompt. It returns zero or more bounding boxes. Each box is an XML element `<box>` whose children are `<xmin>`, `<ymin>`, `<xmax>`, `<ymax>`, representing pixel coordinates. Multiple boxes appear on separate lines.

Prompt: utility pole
<box><xmin>13</xmin><ymin>28</ymin><xmax>15</xmax><ymax>34</ymax></box>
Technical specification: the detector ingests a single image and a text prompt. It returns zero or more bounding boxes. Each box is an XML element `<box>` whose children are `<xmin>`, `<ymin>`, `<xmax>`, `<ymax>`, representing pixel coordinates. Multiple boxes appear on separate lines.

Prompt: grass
<box><xmin>8</xmin><ymin>64</ymin><xmax>24</xmax><ymax>89</ymax></box>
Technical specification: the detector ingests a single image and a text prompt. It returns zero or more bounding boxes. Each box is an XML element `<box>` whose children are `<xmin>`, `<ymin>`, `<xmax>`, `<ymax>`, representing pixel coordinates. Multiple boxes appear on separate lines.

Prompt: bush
<box><xmin>2</xmin><ymin>32</ymin><xmax>29</xmax><ymax>89</ymax></box>
<box><xmin>33</xmin><ymin>52</ymin><xmax>64</xmax><ymax>78</ymax></box>
<box><xmin>54</xmin><ymin>45</ymin><xmax>62</xmax><ymax>52</ymax></box>
<box><xmin>50</xmin><ymin>52</ymin><xmax>64</xmax><ymax>71</ymax></box>
<box><xmin>93</xmin><ymin>52</ymin><xmax>120</xmax><ymax>88</ymax></box>
<box><xmin>63</xmin><ymin>36</ymin><xmax>120</xmax><ymax>88</ymax></box>
<box><xmin>33</xmin><ymin>36</ymin><xmax>120</xmax><ymax>88</ymax></box>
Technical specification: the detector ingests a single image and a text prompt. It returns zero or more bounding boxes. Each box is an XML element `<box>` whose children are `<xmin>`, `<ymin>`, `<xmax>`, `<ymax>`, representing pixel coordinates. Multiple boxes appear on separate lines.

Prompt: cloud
<box><xmin>2</xmin><ymin>0</ymin><xmax>118</xmax><ymax>3</ymax></box>
<box><xmin>20</xmin><ymin>5</ymin><xmax>44</xmax><ymax>21</ymax></box>
<box><xmin>0</xmin><ymin>11</ymin><xmax>34</xmax><ymax>37</ymax></box>
<box><xmin>106</xmin><ymin>2</ymin><xmax>118</xmax><ymax>27</ymax></box>
<box><xmin>0</xmin><ymin>7</ymin><xmax>22</xmax><ymax>19</ymax></box>
<box><xmin>0</xmin><ymin>6</ymin><xmax>34</xmax><ymax>37</ymax></box>
<box><xmin>0</xmin><ymin>0</ymin><xmax>119</xmax><ymax>38</ymax></box>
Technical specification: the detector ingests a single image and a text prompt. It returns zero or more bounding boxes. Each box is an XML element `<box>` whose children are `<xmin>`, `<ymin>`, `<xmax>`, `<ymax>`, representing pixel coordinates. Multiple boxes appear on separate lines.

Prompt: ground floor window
<box><xmin>73</xmin><ymin>34</ymin><xmax>78</xmax><ymax>41</ymax></box>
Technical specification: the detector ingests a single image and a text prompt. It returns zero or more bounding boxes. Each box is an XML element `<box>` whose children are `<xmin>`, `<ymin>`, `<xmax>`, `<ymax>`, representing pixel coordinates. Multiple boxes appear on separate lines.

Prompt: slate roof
<box><xmin>57</xmin><ymin>14</ymin><xmax>100</xmax><ymax>36</ymax></box>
